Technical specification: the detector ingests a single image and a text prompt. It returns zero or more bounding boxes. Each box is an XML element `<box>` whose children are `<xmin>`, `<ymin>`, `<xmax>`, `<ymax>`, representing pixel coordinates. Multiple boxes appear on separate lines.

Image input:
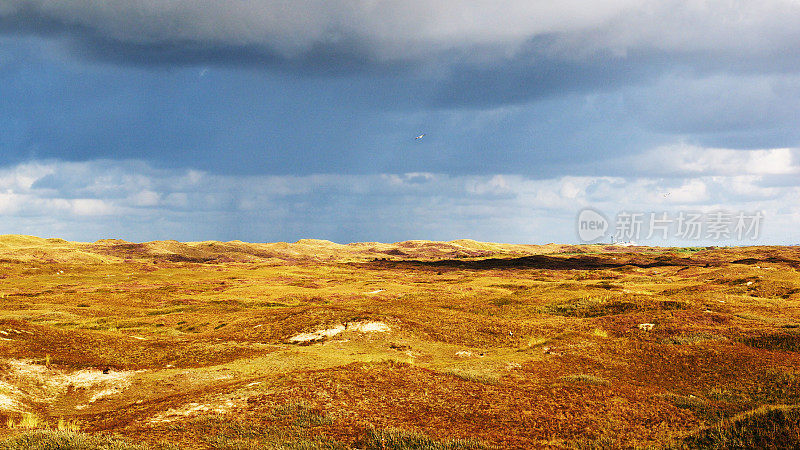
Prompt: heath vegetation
<box><xmin>0</xmin><ymin>236</ymin><xmax>798</xmax><ymax>448</ymax></box>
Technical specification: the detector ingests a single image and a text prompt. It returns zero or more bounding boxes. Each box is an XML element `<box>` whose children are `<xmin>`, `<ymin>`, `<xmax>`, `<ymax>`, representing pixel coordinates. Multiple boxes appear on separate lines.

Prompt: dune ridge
<box><xmin>0</xmin><ymin>234</ymin><xmax>607</xmax><ymax>264</ymax></box>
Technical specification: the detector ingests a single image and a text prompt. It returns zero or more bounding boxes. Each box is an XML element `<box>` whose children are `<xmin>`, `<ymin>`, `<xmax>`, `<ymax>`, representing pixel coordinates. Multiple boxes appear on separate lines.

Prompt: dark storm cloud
<box><xmin>430</xmin><ymin>46</ymin><xmax>669</xmax><ymax>108</ymax></box>
<box><xmin>2</xmin><ymin>1</ymin><xmax>800</xmax><ymax>181</ymax></box>
<box><xmin>0</xmin><ymin>3</ymin><xmax>396</xmax><ymax>76</ymax></box>
<box><xmin>4</xmin><ymin>1</ymin><xmax>800</xmax><ymax>112</ymax></box>
<box><xmin>5</xmin><ymin>1</ymin><xmax>800</xmax><ymax>74</ymax></box>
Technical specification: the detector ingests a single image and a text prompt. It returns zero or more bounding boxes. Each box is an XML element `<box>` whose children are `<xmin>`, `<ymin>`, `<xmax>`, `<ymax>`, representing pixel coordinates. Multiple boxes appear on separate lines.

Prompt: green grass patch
<box><xmin>741</xmin><ymin>331</ymin><xmax>800</xmax><ymax>352</ymax></box>
<box><xmin>176</xmin><ymin>405</ymin><xmax>341</xmax><ymax>450</ymax></box>
<box><xmin>272</xmin><ymin>403</ymin><xmax>332</xmax><ymax>428</ymax></box>
<box><xmin>364</xmin><ymin>427</ymin><xmax>485</xmax><ymax>449</ymax></box>
<box><xmin>706</xmin><ymin>386</ymin><xmax>747</xmax><ymax>404</ymax></box>
<box><xmin>489</xmin><ymin>297</ymin><xmax>520</xmax><ymax>307</ymax></box>
<box><xmin>443</xmin><ymin>369</ymin><xmax>500</xmax><ymax>385</ymax></box>
<box><xmin>544</xmin><ymin>295</ymin><xmax>641</xmax><ymax>317</ymax></box>
<box><xmin>671</xmin><ymin>247</ymin><xmax>707</xmax><ymax>254</ymax></box>
<box><xmin>750</xmin><ymin>369</ymin><xmax>800</xmax><ymax>404</ymax></box>
<box><xmin>560</xmin><ymin>374</ymin><xmax>609</xmax><ymax>386</ymax></box>
<box><xmin>0</xmin><ymin>429</ymin><xmax>144</xmax><ymax>449</ymax></box>
<box><xmin>488</xmin><ymin>283</ymin><xmax>529</xmax><ymax>291</ymax></box>
<box><xmin>253</xmin><ymin>301</ymin><xmax>290</xmax><ymax>308</ymax></box>
<box><xmin>145</xmin><ymin>306</ymin><xmax>195</xmax><ymax>316</ymax></box>
<box><xmin>662</xmin><ymin>332</ymin><xmax>724</xmax><ymax>345</ymax></box>
<box><xmin>660</xmin><ymin>392</ymin><xmax>709</xmax><ymax>414</ymax></box>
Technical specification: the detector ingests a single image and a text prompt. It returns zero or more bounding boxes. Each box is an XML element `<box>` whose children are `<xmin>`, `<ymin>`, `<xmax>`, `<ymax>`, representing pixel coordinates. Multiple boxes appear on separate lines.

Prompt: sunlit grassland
<box><xmin>0</xmin><ymin>237</ymin><xmax>799</xmax><ymax>447</ymax></box>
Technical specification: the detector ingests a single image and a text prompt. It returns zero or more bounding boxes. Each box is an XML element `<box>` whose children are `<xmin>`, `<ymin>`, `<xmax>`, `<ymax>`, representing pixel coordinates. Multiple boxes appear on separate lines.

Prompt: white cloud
<box><xmin>69</xmin><ymin>198</ymin><xmax>116</xmax><ymax>216</ymax></box>
<box><xmin>0</xmin><ymin>161</ymin><xmax>55</xmax><ymax>190</ymax></box>
<box><xmin>591</xmin><ymin>0</ymin><xmax>800</xmax><ymax>55</ymax></box>
<box><xmin>748</xmin><ymin>149</ymin><xmax>797</xmax><ymax>174</ymax></box>
<box><xmin>128</xmin><ymin>190</ymin><xmax>160</xmax><ymax>207</ymax></box>
<box><xmin>0</xmin><ymin>192</ymin><xmax>23</xmax><ymax>214</ymax></box>
<box><xmin>667</xmin><ymin>179</ymin><xmax>708</xmax><ymax>203</ymax></box>
<box><xmin>560</xmin><ymin>180</ymin><xmax>583</xmax><ymax>199</ymax></box>
<box><xmin>629</xmin><ymin>143</ymin><xmax>800</xmax><ymax>176</ymax></box>
<box><xmin>0</xmin><ymin>158</ymin><xmax>797</xmax><ymax>244</ymax></box>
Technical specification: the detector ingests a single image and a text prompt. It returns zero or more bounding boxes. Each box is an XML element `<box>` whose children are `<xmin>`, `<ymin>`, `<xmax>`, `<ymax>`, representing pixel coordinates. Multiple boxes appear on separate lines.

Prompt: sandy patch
<box><xmin>148</xmin><ymin>398</ymin><xmax>239</xmax><ymax>424</ymax></box>
<box><xmin>2</xmin><ymin>359</ymin><xmax>143</xmax><ymax>406</ymax></box>
<box><xmin>349</xmin><ymin>321</ymin><xmax>390</xmax><ymax>333</ymax></box>
<box><xmin>288</xmin><ymin>324</ymin><xmax>346</xmax><ymax>343</ymax></box>
<box><xmin>288</xmin><ymin>320</ymin><xmax>390</xmax><ymax>344</ymax></box>
<box><xmin>0</xmin><ymin>394</ymin><xmax>19</xmax><ymax>410</ymax></box>
<box><xmin>0</xmin><ymin>328</ymin><xmax>32</xmax><ymax>335</ymax></box>
<box><xmin>0</xmin><ymin>379</ymin><xmax>25</xmax><ymax>412</ymax></box>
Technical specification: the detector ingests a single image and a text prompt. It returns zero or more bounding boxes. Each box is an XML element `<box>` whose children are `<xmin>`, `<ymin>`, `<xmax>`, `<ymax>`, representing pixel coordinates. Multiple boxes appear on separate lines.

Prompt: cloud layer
<box><xmin>3</xmin><ymin>3</ymin><xmax>800</xmax><ymax>172</ymax></box>
<box><xmin>2</xmin><ymin>147</ymin><xmax>798</xmax><ymax>244</ymax></box>
<box><xmin>4</xmin><ymin>1</ymin><xmax>800</xmax><ymax>64</ymax></box>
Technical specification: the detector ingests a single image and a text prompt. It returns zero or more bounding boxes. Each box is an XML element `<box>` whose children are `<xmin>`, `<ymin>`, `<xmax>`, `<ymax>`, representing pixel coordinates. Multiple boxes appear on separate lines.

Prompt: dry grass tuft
<box><xmin>5</xmin><ymin>412</ymin><xmax>40</xmax><ymax>430</ymax></box>
<box><xmin>0</xmin><ymin>429</ymin><xmax>144</xmax><ymax>449</ymax></box>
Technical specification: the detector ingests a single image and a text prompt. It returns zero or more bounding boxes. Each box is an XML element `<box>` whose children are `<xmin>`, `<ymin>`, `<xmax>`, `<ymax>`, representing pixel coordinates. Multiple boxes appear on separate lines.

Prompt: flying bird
<box><xmin>415</xmin><ymin>134</ymin><xmax>425</xmax><ymax>140</ymax></box>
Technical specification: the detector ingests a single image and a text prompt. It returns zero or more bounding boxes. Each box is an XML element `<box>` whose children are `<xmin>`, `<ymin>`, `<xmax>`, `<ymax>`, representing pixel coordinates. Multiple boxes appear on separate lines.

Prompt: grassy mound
<box><xmin>683</xmin><ymin>405</ymin><xmax>800</xmax><ymax>449</ymax></box>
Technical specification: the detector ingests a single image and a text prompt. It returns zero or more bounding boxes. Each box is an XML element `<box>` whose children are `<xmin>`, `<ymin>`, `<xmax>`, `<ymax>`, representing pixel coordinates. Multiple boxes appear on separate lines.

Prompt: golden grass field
<box><xmin>0</xmin><ymin>235</ymin><xmax>799</xmax><ymax>448</ymax></box>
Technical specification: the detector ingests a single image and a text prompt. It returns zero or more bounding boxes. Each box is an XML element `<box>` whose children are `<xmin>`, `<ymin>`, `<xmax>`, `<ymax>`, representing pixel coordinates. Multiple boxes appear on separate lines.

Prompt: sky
<box><xmin>1</xmin><ymin>1</ymin><xmax>800</xmax><ymax>245</ymax></box>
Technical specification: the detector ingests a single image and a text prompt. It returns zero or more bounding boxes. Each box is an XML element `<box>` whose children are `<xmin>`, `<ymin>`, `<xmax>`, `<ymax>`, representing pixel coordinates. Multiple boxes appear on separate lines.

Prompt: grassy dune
<box><xmin>0</xmin><ymin>235</ymin><xmax>799</xmax><ymax>448</ymax></box>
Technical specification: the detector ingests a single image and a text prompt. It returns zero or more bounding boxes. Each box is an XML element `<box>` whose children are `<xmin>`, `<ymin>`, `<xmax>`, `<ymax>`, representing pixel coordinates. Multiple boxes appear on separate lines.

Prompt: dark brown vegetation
<box><xmin>0</xmin><ymin>235</ymin><xmax>798</xmax><ymax>448</ymax></box>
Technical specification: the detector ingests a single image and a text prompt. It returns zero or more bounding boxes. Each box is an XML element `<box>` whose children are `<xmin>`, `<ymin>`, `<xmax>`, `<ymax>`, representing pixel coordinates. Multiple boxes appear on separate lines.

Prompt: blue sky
<box><xmin>1</xmin><ymin>1</ymin><xmax>799</xmax><ymax>245</ymax></box>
